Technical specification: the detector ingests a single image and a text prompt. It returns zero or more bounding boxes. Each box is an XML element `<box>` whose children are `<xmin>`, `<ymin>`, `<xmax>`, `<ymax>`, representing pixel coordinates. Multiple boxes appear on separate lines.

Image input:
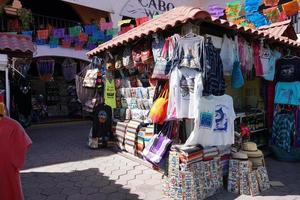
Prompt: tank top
<box><xmin>104</xmin><ymin>79</ymin><xmax>116</xmax><ymax>109</ymax></box>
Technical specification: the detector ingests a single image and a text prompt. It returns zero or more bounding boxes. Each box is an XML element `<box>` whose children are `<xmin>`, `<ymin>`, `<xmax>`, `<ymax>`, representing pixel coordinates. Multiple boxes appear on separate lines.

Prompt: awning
<box><xmin>0</xmin><ymin>33</ymin><xmax>35</xmax><ymax>57</ymax></box>
<box><xmin>87</xmin><ymin>6</ymin><xmax>300</xmax><ymax>57</ymax></box>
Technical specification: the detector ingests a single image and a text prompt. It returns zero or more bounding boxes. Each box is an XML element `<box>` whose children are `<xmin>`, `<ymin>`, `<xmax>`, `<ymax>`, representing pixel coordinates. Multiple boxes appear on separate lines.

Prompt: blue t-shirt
<box><xmin>275</xmin><ymin>82</ymin><xmax>300</xmax><ymax>106</ymax></box>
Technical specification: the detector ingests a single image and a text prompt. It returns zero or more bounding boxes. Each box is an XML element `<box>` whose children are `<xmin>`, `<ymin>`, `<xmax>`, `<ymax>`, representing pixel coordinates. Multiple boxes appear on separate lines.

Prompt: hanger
<box><xmin>181</xmin><ymin>22</ymin><xmax>199</xmax><ymax>38</ymax></box>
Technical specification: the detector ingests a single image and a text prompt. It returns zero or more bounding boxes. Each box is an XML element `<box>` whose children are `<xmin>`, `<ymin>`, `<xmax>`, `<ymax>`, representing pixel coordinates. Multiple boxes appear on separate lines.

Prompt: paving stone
<box><xmin>47</xmin><ymin>194</ymin><xmax>67</xmax><ymax>200</ymax></box>
<box><xmin>41</xmin><ymin>187</ymin><xmax>63</xmax><ymax>196</ymax></box>
<box><xmin>100</xmin><ymin>185</ymin><xmax>119</xmax><ymax>194</ymax></box>
<box><xmin>24</xmin><ymin>194</ymin><xmax>47</xmax><ymax>200</ymax></box>
<box><xmin>67</xmin><ymin>194</ymin><xmax>87</xmax><ymax>200</ymax></box>
<box><xmin>80</xmin><ymin>187</ymin><xmax>99</xmax><ymax>195</ymax></box>
<box><xmin>85</xmin><ymin>193</ymin><xmax>108</xmax><ymax>200</ymax></box>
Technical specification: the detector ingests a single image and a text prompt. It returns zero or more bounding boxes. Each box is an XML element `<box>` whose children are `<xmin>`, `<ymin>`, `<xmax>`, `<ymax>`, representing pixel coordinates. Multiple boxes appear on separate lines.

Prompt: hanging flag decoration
<box><xmin>106</xmin><ymin>28</ymin><xmax>119</xmax><ymax>36</ymax></box>
<box><xmin>62</xmin><ymin>35</ymin><xmax>72</xmax><ymax>48</ymax></box>
<box><xmin>86</xmin><ymin>43</ymin><xmax>97</xmax><ymax>50</ymax></box>
<box><xmin>135</xmin><ymin>17</ymin><xmax>149</xmax><ymax>26</ymax></box>
<box><xmin>36</xmin><ymin>39</ymin><xmax>46</xmax><ymax>45</ymax></box>
<box><xmin>208</xmin><ymin>4</ymin><xmax>225</xmax><ymax>18</ymax></box>
<box><xmin>37</xmin><ymin>29</ymin><xmax>49</xmax><ymax>40</ymax></box>
<box><xmin>246</xmin><ymin>12</ymin><xmax>269</xmax><ymax>27</ymax></box>
<box><xmin>92</xmin><ymin>31</ymin><xmax>105</xmax><ymax>40</ymax></box>
<box><xmin>69</xmin><ymin>26</ymin><xmax>81</xmax><ymax>37</ymax></box>
<box><xmin>282</xmin><ymin>0</ymin><xmax>299</xmax><ymax>17</ymax></box>
<box><xmin>100</xmin><ymin>22</ymin><xmax>113</xmax><ymax>31</ymax></box>
<box><xmin>79</xmin><ymin>32</ymin><xmax>88</xmax><ymax>42</ymax></box>
<box><xmin>117</xmin><ymin>19</ymin><xmax>132</xmax><ymax>27</ymax></box>
<box><xmin>225</xmin><ymin>1</ymin><xmax>242</xmax><ymax>22</ymax></box>
<box><xmin>84</xmin><ymin>24</ymin><xmax>98</xmax><ymax>35</ymax></box>
<box><xmin>53</xmin><ymin>28</ymin><xmax>65</xmax><ymax>38</ymax></box>
<box><xmin>245</xmin><ymin>0</ymin><xmax>262</xmax><ymax>15</ymax></box>
<box><xmin>49</xmin><ymin>37</ymin><xmax>59</xmax><ymax>48</ymax></box>
<box><xmin>263</xmin><ymin>0</ymin><xmax>279</xmax><ymax>7</ymax></box>
<box><xmin>263</xmin><ymin>7</ymin><xmax>281</xmax><ymax>23</ymax></box>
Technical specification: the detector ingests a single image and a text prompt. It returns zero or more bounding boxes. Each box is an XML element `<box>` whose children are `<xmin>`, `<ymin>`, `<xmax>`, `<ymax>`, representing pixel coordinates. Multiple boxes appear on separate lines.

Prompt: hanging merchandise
<box><xmin>172</xmin><ymin>35</ymin><xmax>205</xmax><ymax>70</ymax></box>
<box><xmin>203</xmin><ymin>38</ymin><xmax>225</xmax><ymax>96</ymax></box>
<box><xmin>274</xmin><ymin>82</ymin><xmax>300</xmax><ymax>106</ymax></box>
<box><xmin>263</xmin><ymin>0</ymin><xmax>279</xmax><ymax>7</ymax></box>
<box><xmin>142</xmin><ymin>122</ymin><xmax>174</xmax><ymax>165</ymax></box>
<box><xmin>220</xmin><ymin>35</ymin><xmax>237</xmax><ymax>75</ymax></box>
<box><xmin>275</xmin><ymin>56</ymin><xmax>300</xmax><ymax>82</ymax></box>
<box><xmin>149</xmin><ymin>84</ymin><xmax>169</xmax><ymax>124</ymax></box>
<box><xmin>282</xmin><ymin>0</ymin><xmax>299</xmax><ymax>17</ymax></box>
<box><xmin>263</xmin><ymin>7</ymin><xmax>281</xmax><ymax>23</ymax></box>
<box><xmin>167</xmin><ymin>67</ymin><xmax>203</xmax><ymax>119</ymax></box>
<box><xmin>246</xmin><ymin>12</ymin><xmax>269</xmax><ymax>27</ymax></box>
<box><xmin>104</xmin><ymin>77</ymin><xmax>116</xmax><ymax>109</ymax></box>
<box><xmin>53</xmin><ymin>28</ymin><xmax>65</xmax><ymax>38</ymax></box>
<box><xmin>62</xmin><ymin>58</ymin><xmax>77</xmax><ymax>81</ymax></box>
<box><xmin>244</xmin><ymin>0</ymin><xmax>262</xmax><ymax>15</ymax></box>
<box><xmin>152</xmin><ymin>37</ymin><xmax>174</xmax><ymax>79</ymax></box>
<box><xmin>36</xmin><ymin>58</ymin><xmax>55</xmax><ymax>81</ymax></box>
<box><xmin>261</xmin><ymin>47</ymin><xmax>281</xmax><ymax>81</ymax></box>
<box><xmin>272</xmin><ymin>110</ymin><xmax>295</xmax><ymax>152</ymax></box>
<box><xmin>37</xmin><ymin>29</ymin><xmax>49</xmax><ymax>40</ymax></box>
<box><xmin>82</xmin><ymin>67</ymin><xmax>98</xmax><ymax>88</ymax></box>
<box><xmin>231</xmin><ymin>61</ymin><xmax>244</xmax><ymax>89</ymax></box>
<box><xmin>135</xmin><ymin>17</ymin><xmax>149</xmax><ymax>26</ymax></box>
<box><xmin>75</xmin><ymin>67</ymin><xmax>95</xmax><ymax>104</ymax></box>
<box><xmin>185</xmin><ymin>94</ymin><xmax>236</xmax><ymax>147</ymax></box>
<box><xmin>252</xmin><ymin>42</ymin><xmax>264</xmax><ymax>77</ymax></box>
<box><xmin>208</xmin><ymin>4</ymin><xmax>225</xmax><ymax>18</ymax></box>
<box><xmin>69</xmin><ymin>26</ymin><xmax>81</xmax><ymax>37</ymax></box>
<box><xmin>225</xmin><ymin>1</ymin><xmax>242</xmax><ymax>22</ymax></box>
<box><xmin>122</xmin><ymin>47</ymin><xmax>134</xmax><ymax>69</ymax></box>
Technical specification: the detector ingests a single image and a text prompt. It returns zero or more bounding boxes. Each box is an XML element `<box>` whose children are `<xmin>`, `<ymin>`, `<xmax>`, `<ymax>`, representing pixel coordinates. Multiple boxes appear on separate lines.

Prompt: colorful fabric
<box><xmin>208</xmin><ymin>4</ymin><xmax>225</xmax><ymax>18</ymax></box>
<box><xmin>252</xmin><ymin>42</ymin><xmax>264</xmax><ymax>76</ymax></box>
<box><xmin>100</xmin><ymin>22</ymin><xmax>113</xmax><ymax>31</ymax></box>
<box><xmin>263</xmin><ymin>7</ymin><xmax>281</xmax><ymax>23</ymax></box>
<box><xmin>225</xmin><ymin>1</ymin><xmax>242</xmax><ymax>22</ymax></box>
<box><xmin>263</xmin><ymin>0</ymin><xmax>279</xmax><ymax>7</ymax></box>
<box><xmin>275</xmin><ymin>82</ymin><xmax>300</xmax><ymax>106</ymax></box>
<box><xmin>69</xmin><ymin>26</ymin><xmax>81</xmax><ymax>37</ymax></box>
<box><xmin>53</xmin><ymin>28</ymin><xmax>65</xmax><ymax>38</ymax></box>
<box><xmin>246</xmin><ymin>12</ymin><xmax>269</xmax><ymax>27</ymax></box>
<box><xmin>84</xmin><ymin>24</ymin><xmax>98</xmax><ymax>35</ymax></box>
<box><xmin>272</xmin><ymin>112</ymin><xmax>294</xmax><ymax>152</ymax></box>
<box><xmin>245</xmin><ymin>0</ymin><xmax>262</xmax><ymax>14</ymax></box>
<box><xmin>282</xmin><ymin>0</ymin><xmax>299</xmax><ymax>17</ymax></box>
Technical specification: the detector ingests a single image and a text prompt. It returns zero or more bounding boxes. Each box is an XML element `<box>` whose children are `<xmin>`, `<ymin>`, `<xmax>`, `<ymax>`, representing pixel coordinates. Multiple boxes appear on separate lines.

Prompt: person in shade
<box><xmin>0</xmin><ymin>102</ymin><xmax>32</xmax><ymax>200</ymax></box>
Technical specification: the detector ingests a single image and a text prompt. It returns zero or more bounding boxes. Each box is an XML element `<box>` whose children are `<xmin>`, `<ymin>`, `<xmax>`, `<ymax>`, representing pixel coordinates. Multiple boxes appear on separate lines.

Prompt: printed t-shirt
<box><xmin>275</xmin><ymin>82</ymin><xmax>300</xmax><ymax>106</ymax></box>
<box><xmin>167</xmin><ymin>67</ymin><xmax>203</xmax><ymax>119</ymax></box>
<box><xmin>185</xmin><ymin>94</ymin><xmax>236</xmax><ymax>147</ymax></box>
<box><xmin>275</xmin><ymin>56</ymin><xmax>300</xmax><ymax>82</ymax></box>
<box><xmin>262</xmin><ymin>49</ymin><xmax>281</xmax><ymax>81</ymax></box>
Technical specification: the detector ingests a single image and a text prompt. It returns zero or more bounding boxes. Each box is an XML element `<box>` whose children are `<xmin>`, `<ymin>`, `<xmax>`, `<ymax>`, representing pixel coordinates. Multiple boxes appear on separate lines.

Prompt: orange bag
<box><xmin>149</xmin><ymin>85</ymin><xmax>169</xmax><ymax>124</ymax></box>
<box><xmin>282</xmin><ymin>0</ymin><xmax>299</xmax><ymax>17</ymax></box>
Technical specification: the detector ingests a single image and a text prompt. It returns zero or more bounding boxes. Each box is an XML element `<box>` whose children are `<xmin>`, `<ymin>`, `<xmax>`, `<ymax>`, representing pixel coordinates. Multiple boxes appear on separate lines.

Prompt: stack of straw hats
<box><xmin>241</xmin><ymin>142</ymin><xmax>265</xmax><ymax>169</ymax></box>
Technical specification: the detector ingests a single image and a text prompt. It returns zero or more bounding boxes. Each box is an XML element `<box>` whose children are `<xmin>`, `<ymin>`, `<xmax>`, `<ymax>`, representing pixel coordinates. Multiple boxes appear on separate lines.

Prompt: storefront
<box><xmin>86</xmin><ymin>6</ymin><xmax>300</xmax><ymax>199</ymax></box>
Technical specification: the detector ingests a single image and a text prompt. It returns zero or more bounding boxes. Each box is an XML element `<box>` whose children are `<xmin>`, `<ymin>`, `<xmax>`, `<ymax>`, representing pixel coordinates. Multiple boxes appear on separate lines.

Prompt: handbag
<box><xmin>132</xmin><ymin>44</ymin><xmax>143</xmax><ymax>67</ymax></box>
<box><xmin>149</xmin><ymin>84</ymin><xmax>169</xmax><ymax>124</ymax></box>
<box><xmin>141</xmin><ymin>41</ymin><xmax>153</xmax><ymax>64</ymax></box>
<box><xmin>83</xmin><ymin>98</ymin><xmax>97</xmax><ymax>113</ymax></box>
<box><xmin>83</xmin><ymin>68</ymin><xmax>98</xmax><ymax>88</ymax></box>
<box><xmin>152</xmin><ymin>37</ymin><xmax>173</xmax><ymax>79</ymax></box>
<box><xmin>142</xmin><ymin>122</ymin><xmax>173</xmax><ymax>164</ymax></box>
<box><xmin>123</xmin><ymin>47</ymin><xmax>134</xmax><ymax>68</ymax></box>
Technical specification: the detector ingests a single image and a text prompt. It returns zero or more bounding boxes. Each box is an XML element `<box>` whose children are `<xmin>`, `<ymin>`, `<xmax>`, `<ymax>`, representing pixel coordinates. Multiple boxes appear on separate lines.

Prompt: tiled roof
<box><xmin>258</xmin><ymin>20</ymin><xmax>297</xmax><ymax>40</ymax></box>
<box><xmin>87</xmin><ymin>6</ymin><xmax>300</xmax><ymax>57</ymax></box>
<box><xmin>87</xmin><ymin>6</ymin><xmax>211</xmax><ymax>56</ymax></box>
<box><xmin>0</xmin><ymin>33</ymin><xmax>35</xmax><ymax>56</ymax></box>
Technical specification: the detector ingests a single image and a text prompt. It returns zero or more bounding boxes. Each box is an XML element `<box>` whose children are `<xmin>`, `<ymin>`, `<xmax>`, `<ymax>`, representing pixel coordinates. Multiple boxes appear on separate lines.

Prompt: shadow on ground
<box><xmin>23</xmin><ymin>121</ymin><xmax>112</xmax><ymax>170</ymax></box>
<box><xmin>22</xmin><ymin>168</ymin><xmax>141</xmax><ymax>200</ymax></box>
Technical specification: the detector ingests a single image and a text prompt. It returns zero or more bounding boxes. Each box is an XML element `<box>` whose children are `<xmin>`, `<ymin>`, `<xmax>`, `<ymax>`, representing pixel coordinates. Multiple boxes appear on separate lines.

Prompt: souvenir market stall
<box><xmin>86</xmin><ymin>5</ymin><xmax>300</xmax><ymax>199</ymax></box>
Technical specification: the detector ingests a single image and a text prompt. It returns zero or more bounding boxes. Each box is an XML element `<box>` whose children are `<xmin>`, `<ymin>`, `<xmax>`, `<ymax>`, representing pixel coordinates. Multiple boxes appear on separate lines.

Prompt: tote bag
<box><xmin>149</xmin><ymin>84</ymin><xmax>169</xmax><ymax>124</ymax></box>
<box><xmin>142</xmin><ymin>122</ymin><xmax>173</xmax><ymax>164</ymax></box>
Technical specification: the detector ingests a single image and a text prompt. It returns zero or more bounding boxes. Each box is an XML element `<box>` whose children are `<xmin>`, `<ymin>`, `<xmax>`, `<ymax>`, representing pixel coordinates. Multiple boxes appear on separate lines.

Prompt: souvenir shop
<box><xmin>8</xmin><ymin>55</ymin><xmax>91</xmax><ymax>126</ymax></box>
<box><xmin>86</xmin><ymin>6</ymin><xmax>300</xmax><ymax>199</ymax></box>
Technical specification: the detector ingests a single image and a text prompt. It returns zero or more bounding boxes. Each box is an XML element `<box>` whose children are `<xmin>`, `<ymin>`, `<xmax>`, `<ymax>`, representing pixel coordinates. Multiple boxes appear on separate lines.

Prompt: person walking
<box><xmin>0</xmin><ymin>102</ymin><xmax>32</xmax><ymax>200</ymax></box>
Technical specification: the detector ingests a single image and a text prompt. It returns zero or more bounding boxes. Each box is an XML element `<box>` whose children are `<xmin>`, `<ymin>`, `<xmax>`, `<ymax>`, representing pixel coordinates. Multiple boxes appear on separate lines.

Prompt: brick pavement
<box><xmin>22</xmin><ymin>121</ymin><xmax>300</xmax><ymax>200</ymax></box>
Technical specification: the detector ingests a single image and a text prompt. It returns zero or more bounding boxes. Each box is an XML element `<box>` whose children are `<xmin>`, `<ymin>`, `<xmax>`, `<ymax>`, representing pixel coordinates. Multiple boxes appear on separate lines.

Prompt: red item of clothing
<box><xmin>135</xmin><ymin>17</ymin><xmax>149</xmax><ymax>26</ymax></box>
<box><xmin>267</xmin><ymin>81</ymin><xmax>275</xmax><ymax>128</ymax></box>
<box><xmin>253</xmin><ymin>42</ymin><xmax>264</xmax><ymax>77</ymax></box>
<box><xmin>0</xmin><ymin>117</ymin><xmax>32</xmax><ymax>200</ymax></box>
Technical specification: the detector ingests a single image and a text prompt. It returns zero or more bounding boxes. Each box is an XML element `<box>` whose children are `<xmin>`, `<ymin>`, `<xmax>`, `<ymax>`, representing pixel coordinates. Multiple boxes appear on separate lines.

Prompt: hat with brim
<box><xmin>241</xmin><ymin>149</ymin><xmax>263</xmax><ymax>158</ymax></box>
<box><xmin>242</xmin><ymin>142</ymin><xmax>257</xmax><ymax>151</ymax></box>
<box><xmin>249</xmin><ymin>157</ymin><xmax>264</xmax><ymax>168</ymax></box>
<box><xmin>232</xmin><ymin>152</ymin><xmax>248</xmax><ymax>160</ymax></box>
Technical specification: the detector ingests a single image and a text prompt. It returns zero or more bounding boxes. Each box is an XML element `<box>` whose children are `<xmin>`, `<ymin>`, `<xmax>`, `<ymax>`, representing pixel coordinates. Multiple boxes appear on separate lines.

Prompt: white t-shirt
<box><xmin>220</xmin><ymin>35</ymin><xmax>237</xmax><ymax>75</ymax></box>
<box><xmin>167</xmin><ymin>67</ymin><xmax>203</xmax><ymax>119</ymax></box>
<box><xmin>262</xmin><ymin>49</ymin><xmax>281</xmax><ymax>81</ymax></box>
<box><xmin>185</xmin><ymin>94</ymin><xmax>236</xmax><ymax>147</ymax></box>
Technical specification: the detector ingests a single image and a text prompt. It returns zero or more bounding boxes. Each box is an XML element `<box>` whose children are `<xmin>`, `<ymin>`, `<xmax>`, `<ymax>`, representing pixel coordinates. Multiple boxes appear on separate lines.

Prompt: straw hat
<box><xmin>242</xmin><ymin>142</ymin><xmax>257</xmax><ymax>151</ymax></box>
<box><xmin>232</xmin><ymin>151</ymin><xmax>248</xmax><ymax>160</ymax></box>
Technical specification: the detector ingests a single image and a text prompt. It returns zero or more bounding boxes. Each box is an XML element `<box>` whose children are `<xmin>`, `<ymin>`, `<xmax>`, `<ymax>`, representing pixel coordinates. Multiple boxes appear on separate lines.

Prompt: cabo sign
<box><xmin>121</xmin><ymin>0</ymin><xmax>175</xmax><ymax>18</ymax></box>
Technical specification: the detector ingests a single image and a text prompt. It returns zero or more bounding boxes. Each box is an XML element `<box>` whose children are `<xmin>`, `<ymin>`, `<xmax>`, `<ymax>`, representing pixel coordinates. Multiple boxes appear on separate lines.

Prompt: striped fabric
<box><xmin>203</xmin><ymin>41</ymin><xmax>225</xmax><ymax>96</ymax></box>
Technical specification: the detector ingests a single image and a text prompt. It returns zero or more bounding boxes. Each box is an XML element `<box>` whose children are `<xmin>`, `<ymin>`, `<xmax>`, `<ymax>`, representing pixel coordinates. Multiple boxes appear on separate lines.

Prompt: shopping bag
<box><xmin>149</xmin><ymin>85</ymin><xmax>168</xmax><ymax>124</ymax></box>
<box><xmin>142</xmin><ymin>122</ymin><xmax>173</xmax><ymax>164</ymax></box>
<box><xmin>231</xmin><ymin>61</ymin><xmax>244</xmax><ymax>88</ymax></box>
<box><xmin>83</xmin><ymin>68</ymin><xmax>98</xmax><ymax>88</ymax></box>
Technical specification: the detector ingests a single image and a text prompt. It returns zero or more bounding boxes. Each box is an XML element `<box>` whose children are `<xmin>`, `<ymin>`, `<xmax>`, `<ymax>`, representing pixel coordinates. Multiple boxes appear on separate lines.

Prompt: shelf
<box><xmin>250</xmin><ymin>128</ymin><xmax>267</xmax><ymax>133</ymax></box>
<box><xmin>236</xmin><ymin>112</ymin><xmax>265</xmax><ymax>118</ymax></box>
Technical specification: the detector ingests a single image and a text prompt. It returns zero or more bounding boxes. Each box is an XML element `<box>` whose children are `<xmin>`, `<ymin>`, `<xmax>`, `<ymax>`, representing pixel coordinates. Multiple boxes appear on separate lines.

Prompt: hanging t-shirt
<box><xmin>274</xmin><ymin>82</ymin><xmax>300</xmax><ymax>106</ymax></box>
<box><xmin>104</xmin><ymin>79</ymin><xmax>116</xmax><ymax>109</ymax></box>
<box><xmin>252</xmin><ymin>42</ymin><xmax>264</xmax><ymax>77</ymax></box>
<box><xmin>220</xmin><ymin>35</ymin><xmax>237</xmax><ymax>75</ymax></box>
<box><xmin>172</xmin><ymin>35</ymin><xmax>205</xmax><ymax>71</ymax></box>
<box><xmin>275</xmin><ymin>56</ymin><xmax>300</xmax><ymax>82</ymax></box>
<box><xmin>263</xmin><ymin>49</ymin><xmax>281</xmax><ymax>81</ymax></box>
<box><xmin>167</xmin><ymin>67</ymin><xmax>203</xmax><ymax>119</ymax></box>
<box><xmin>185</xmin><ymin>94</ymin><xmax>236</xmax><ymax>147</ymax></box>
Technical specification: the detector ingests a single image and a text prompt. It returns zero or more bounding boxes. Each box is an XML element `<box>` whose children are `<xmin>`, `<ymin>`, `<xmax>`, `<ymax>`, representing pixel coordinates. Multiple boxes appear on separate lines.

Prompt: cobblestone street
<box><xmin>22</xmin><ymin>121</ymin><xmax>300</xmax><ymax>200</ymax></box>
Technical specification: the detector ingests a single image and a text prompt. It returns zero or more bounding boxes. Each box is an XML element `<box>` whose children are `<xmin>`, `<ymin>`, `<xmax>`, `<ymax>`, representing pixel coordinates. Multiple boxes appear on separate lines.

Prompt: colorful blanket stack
<box><xmin>172</xmin><ymin>144</ymin><xmax>203</xmax><ymax>166</ymax></box>
<box><xmin>136</xmin><ymin>125</ymin><xmax>155</xmax><ymax>156</ymax></box>
<box><xmin>114</xmin><ymin>121</ymin><xmax>129</xmax><ymax>150</ymax></box>
<box><xmin>136</xmin><ymin>127</ymin><xmax>146</xmax><ymax>157</ymax></box>
<box><xmin>218</xmin><ymin>145</ymin><xmax>231</xmax><ymax>176</ymax></box>
<box><xmin>203</xmin><ymin>146</ymin><xmax>219</xmax><ymax>161</ymax></box>
<box><xmin>124</xmin><ymin>119</ymin><xmax>143</xmax><ymax>155</ymax></box>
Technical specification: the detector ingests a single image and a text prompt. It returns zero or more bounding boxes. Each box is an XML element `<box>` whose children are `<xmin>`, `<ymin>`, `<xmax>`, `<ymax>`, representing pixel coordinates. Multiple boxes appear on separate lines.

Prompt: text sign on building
<box><xmin>121</xmin><ymin>0</ymin><xmax>175</xmax><ymax>18</ymax></box>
